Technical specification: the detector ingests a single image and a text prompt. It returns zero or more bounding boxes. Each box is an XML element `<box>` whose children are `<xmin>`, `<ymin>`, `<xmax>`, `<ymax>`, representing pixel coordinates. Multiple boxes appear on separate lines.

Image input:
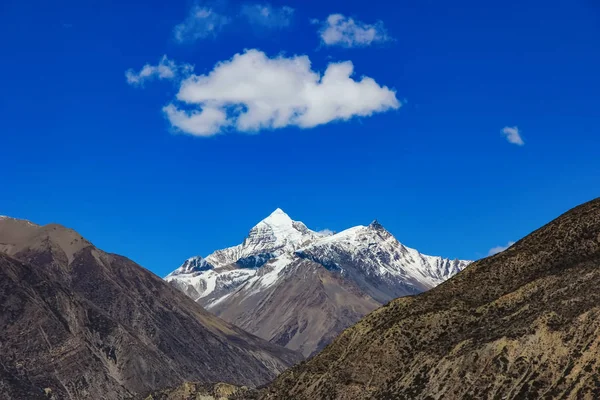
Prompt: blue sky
<box><xmin>1</xmin><ymin>0</ymin><xmax>599</xmax><ymax>277</ymax></box>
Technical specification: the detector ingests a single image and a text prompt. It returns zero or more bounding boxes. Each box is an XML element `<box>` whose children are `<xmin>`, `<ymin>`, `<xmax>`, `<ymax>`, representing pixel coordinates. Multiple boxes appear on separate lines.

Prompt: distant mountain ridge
<box><xmin>166</xmin><ymin>209</ymin><xmax>470</xmax><ymax>356</ymax></box>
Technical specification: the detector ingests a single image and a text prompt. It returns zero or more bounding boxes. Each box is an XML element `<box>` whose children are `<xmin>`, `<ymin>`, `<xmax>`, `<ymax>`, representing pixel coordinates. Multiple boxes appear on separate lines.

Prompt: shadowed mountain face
<box><xmin>0</xmin><ymin>217</ymin><xmax>301</xmax><ymax>400</ymax></box>
<box><xmin>261</xmin><ymin>198</ymin><xmax>600</xmax><ymax>400</ymax></box>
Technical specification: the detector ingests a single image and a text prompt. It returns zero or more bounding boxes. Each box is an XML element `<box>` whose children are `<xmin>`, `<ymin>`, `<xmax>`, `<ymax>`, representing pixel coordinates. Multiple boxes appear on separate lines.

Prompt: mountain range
<box><xmin>3</xmin><ymin>197</ymin><xmax>600</xmax><ymax>400</ymax></box>
<box><xmin>165</xmin><ymin>208</ymin><xmax>470</xmax><ymax>356</ymax></box>
<box><xmin>0</xmin><ymin>216</ymin><xmax>300</xmax><ymax>399</ymax></box>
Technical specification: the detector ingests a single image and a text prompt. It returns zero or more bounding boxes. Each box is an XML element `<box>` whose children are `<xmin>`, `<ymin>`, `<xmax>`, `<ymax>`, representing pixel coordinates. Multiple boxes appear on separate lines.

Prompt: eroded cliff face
<box><xmin>261</xmin><ymin>198</ymin><xmax>600</xmax><ymax>400</ymax></box>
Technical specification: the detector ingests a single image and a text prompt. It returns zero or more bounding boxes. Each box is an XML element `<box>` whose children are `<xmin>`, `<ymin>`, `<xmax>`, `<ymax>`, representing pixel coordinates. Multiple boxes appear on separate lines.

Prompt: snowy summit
<box><xmin>166</xmin><ymin>208</ymin><xmax>470</xmax><ymax>307</ymax></box>
<box><xmin>164</xmin><ymin>209</ymin><xmax>471</xmax><ymax>356</ymax></box>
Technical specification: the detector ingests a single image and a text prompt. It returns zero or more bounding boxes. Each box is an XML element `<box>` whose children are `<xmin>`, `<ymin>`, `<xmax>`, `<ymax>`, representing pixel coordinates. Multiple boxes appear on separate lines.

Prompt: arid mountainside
<box><xmin>261</xmin><ymin>198</ymin><xmax>600</xmax><ymax>399</ymax></box>
<box><xmin>166</xmin><ymin>209</ymin><xmax>469</xmax><ymax>356</ymax></box>
<box><xmin>143</xmin><ymin>382</ymin><xmax>251</xmax><ymax>400</ymax></box>
<box><xmin>209</xmin><ymin>256</ymin><xmax>380</xmax><ymax>357</ymax></box>
<box><xmin>0</xmin><ymin>217</ymin><xmax>301</xmax><ymax>400</ymax></box>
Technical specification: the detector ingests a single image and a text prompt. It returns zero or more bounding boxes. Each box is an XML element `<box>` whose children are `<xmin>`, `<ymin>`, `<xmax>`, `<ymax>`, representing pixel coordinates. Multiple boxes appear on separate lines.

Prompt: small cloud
<box><xmin>173</xmin><ymin>4</ymin><xmax>230</xmax><ymax>43</ymax></box>
<box><xmin>488</xmin><ymin>241</ymin><xmax>515</xmax><ymax>256</ymax></box>
<box><xmin>125</xmin><ymin>55</ymin><xmax>193</xmax><ymax>86</ymax></box>
<box><xmin>241</xmin><ymin>4</ymin><xmax>294</xmax><ymax>28</ymax></box>
<box><xmin>502</xmin><ymin>126</ymin><xmax>525</xmax><ymax>146</ymax></box>
<box><xmin>316</xmin><ymin>14</ymin><xmax>391</xmax><ymax>48</ymax></box>
<box><xmin>161</xmin><ymin>49</ymin><xmax>401</xmax><ymax>137</ymax></box>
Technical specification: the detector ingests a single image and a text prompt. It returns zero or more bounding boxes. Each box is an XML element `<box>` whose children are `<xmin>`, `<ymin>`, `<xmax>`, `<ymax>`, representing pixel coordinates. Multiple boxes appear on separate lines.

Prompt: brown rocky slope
<box><xmin>209</xmin><ymin>257</ymin><xmax>380</xmax><ymax>357</ymax></box>
<box><xmin>261</xmin><ymin>197</ymin><xmax>600</xmax><ymax>399</ymax></box>
<box><xmin>0</xmin><ymin>217</ymin><xmax>301</xmax><ymax>399</ymax></box>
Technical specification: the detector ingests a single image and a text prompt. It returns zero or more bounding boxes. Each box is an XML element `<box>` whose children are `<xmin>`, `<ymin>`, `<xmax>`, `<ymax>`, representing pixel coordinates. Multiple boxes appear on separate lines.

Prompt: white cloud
<box><xmin>163</xmin><ymin>104</ymin><xmax>229</xmax><ymax>137</ymax></box>
<box><xmin>488</xmin><ymin>241</ymin><xmax>515</xmax><ymax>256</ymax></box>
<box><xmin>163</xmin><ymin>49</ymin><xmax>400</xmax><ymax>136</ymax></box>
<box><xmin>502</xmin><ymin>126</ymin><xmax>525</xmax><ymax>146</ymax></box>
<box><xmin>317</xmin><ymin>14</ymin><xmax>391</xmax><ymax>48</ymax></box>
<box><xmin>125</xmin><ymin>55</ymin><xmax>193</xmax><ymax>86</ymax></box>
<box><xmin>173</xmin><ymin>5</ymin><xmax>230</xmax><ymax>43</ymax></box>
<box><xmin>241</xmin><ymin>4</ymin><xmax>294</xmax><ymax>28</ymax></box>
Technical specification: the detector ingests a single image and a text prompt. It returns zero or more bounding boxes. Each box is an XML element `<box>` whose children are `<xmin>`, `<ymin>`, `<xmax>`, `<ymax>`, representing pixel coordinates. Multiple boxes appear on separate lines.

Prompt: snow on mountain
<box><xmin>166</xmin><ymin>209</ymin><xmax>320</xmax><ymax>303</ymax></box>
<box><xmin>165</xmin><ymin>208</ymin><xmax>471</xmax><ymax>354</ymax></box>
<box><xmin>296</xmin><ymin>220</ymin><xmax>470</xmax><ymax>303</ymax></box>
<box><xmin>167</xmin><ymin>264</ymin><xmax>256</xmax><ymax>303</ymax></box>
<box><xmin>204</xmin><ymin>208</ymin><xmax>322</xmax><ymax>269</ymax></box>
<box><xmin>237</xmin><ymin>253</ymin><xmax>297</xmax><ymax>297</ymax></box>
<box><xmin>166</xmin><ymin>209</ymin><xmax>470</xmax><ymax>305</ymax></box>
<box><xmin>167</xmin><ymin>256</ymin><xmax>214</xmax><ymax>277</ymax></box>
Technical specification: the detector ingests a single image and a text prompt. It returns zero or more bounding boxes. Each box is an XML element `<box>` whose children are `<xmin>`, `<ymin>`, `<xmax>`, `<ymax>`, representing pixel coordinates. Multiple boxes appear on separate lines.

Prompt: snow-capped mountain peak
<box><xmin>260</xmin><ymin>208</ymin><xmax>291</xmax><ymax>224</ymax></box>
<box><xmin>166</xmin><ymin>256</ymin><xmax>214</xmax><ymax>277</ymax></box>
<box><xmin>295</xmin><ymin>221</ymin><xmax>471</xmax><ymax>303</ymax></box>
<box><xmin>246</xmin><ymin>208</ymin><xmax>315</xmax><ymax>247</ymax></box>
<box><xmin>165</xmin><ymin>210</ymin><xmax>472</xmax><ymax>356</ymax></box>
<box><xmin>204</xmin><ymin>209</ymin><xmax>319</xmax><ymax>269</ymax></box>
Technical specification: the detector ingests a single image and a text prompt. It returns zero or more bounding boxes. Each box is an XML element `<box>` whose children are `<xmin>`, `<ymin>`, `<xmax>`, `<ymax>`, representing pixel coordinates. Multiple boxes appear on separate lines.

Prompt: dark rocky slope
<box><xmin>261</xmin><ymin>198</ymin><xmax>600</xmax><ymax>399</ymax></box>
<box><xmin>0</xmin><ymin>217</ymin><xmax>301</xmax><ymax>399</ymax></box>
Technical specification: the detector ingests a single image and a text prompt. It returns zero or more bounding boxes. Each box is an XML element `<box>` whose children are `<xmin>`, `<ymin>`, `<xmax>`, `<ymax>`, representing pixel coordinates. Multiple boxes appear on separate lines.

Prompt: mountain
<box><xmin>166</xmin><ymin>209</ymin><xmax>470</xmax><ymax>356</ymax></box>
<box><xmin>208</xmin><ymin>255</ymin><xmax>381</xmax><ymax>357</ymax></box>
<box><xmin>0</xmin><ymin>216</ymin><xmax>301</xmax><ymax>400</ymax></box>
<box><xmin>261</xmin><ymin>198</ymin><xmax>600</xmax><ymax>399</ymax></box>
<box><xmin>296</xmin><ymin>220</ymin><xmax>467</xmax><ymax>303</ymax></box>
<box><xmin>204</xmin><ymin>208</ymin><xmax>323</xmax><ymax>269</ymax></box>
